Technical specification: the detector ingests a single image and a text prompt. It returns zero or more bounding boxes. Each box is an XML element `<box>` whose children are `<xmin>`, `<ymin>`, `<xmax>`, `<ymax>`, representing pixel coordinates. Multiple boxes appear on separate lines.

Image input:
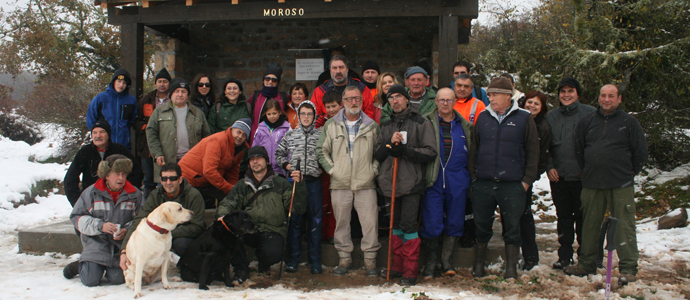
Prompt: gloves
<box><xmin>387</xmin><ymin>143</ymin><xmax>406</xmax><ymax>158</ymax></box>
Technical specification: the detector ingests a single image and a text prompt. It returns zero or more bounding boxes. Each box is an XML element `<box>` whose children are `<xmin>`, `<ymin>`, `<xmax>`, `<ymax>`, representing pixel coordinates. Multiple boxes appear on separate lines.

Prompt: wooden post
<box><xmin>438</xmin><ymin>14</ymin><xmax>458</xmax><ymax>88</ymax></box>
<box><xmin>120</xmin><ymin>23</ymin><xmax>145</xmax><ymax>99</ymax></box>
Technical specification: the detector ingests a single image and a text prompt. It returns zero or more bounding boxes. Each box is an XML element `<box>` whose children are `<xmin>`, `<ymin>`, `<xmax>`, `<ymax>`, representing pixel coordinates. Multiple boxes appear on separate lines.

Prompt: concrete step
<box><xmin>18</xmin><ymin>212</ymin><xmax>508</xmax><ymax>268</ymax></box>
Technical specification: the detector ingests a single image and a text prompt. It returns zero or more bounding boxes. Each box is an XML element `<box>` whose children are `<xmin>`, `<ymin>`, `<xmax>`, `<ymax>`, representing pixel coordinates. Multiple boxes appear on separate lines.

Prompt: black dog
<box><xmin>178</xmin><ymin>210</ymin><xmax>258</xmax><ymax>290</ymax></box>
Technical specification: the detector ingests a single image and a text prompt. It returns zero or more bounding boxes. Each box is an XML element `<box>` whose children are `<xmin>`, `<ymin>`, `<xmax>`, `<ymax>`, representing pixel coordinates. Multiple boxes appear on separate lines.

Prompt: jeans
<box><xmin>286</xmin><ymin>179</ymin><xmax>323</xmax><ymax>267</ymax></box>
<box><xmin>550</xmin><ymin>180</ymin><xmax>583</xmax><ymax>262</ymax></box>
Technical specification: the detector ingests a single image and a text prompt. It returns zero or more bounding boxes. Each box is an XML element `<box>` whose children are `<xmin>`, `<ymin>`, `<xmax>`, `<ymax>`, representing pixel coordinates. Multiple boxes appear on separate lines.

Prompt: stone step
<box><xmin>18</xmin><ymin>211</ymin><xmax>508</xmax><ymax>268</ymax></box>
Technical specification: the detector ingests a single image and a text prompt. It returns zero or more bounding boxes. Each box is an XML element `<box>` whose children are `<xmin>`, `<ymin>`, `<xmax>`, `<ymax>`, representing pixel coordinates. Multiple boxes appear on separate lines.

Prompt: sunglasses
<box><xmin>264</xmin><ymin>76</ymin><xmax>278</xmax><ymax>83</ymax></box>
<box><xmin>197</xmin><ymin>82</ymin><xmax>211</xmax><ymax>88</ymax></box>
<box><xmin>160</xmin><ymin>176</ymin><xmax>180</xmax><ymax>182</ymax></box>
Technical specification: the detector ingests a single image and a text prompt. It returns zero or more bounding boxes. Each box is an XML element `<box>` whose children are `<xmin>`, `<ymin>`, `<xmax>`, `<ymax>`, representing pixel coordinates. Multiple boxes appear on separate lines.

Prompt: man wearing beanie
<box><xmin>147</xmin><ymin>78</ymin><xmax>210</xmax><ymax>186</ymax></box>
<box><xmin>179</xmin><ymin>118</ymin><xmax>251</xmax><ymax>208</ymax></box>
<box><xmin>247</xmin><ymin>62</ymin><xmax>289</xmax><ymax>140</ymax></box>
<box><xmin>311</xmin><ymin>55</ymin><xmax>375</xmax><ymax>127</ymax></box>
<box><xmin>374</xmin><ymin>84</ymin><xmax>438</xmax><ymax>285</ymax></box>
<box><xmin>134</xmin><ymin>68</ymin><xmax>172</xmax><ymax>199</ymax></box>
<box><xmin>64</xmin><ymin>154</ymin><xmax>144</xmax><ymax>287</ymax></box>
<box><xmin>379</xmin><ymin>66</ymin><xmax>437</xmax><ymax>124</ymax></box>
<box><xmin>86</xmin><ymin>69</ymin><xmax>138</xmax><ymax>151</ymax></box>
<box><xmin>545</xmin><ymin>77</ymin><xmax>596</xmax><ymax>270</ymax></box>
<box><xmin>468</xmin><ymin>77</ymin><xmax>539</xmax><ymax>280</ymax></box>
<box><xmin>64</xmin><ymin>120</ymin><xmax>142</xmax><ymax>207</ymax></box>
<box><xmin>361</xmin><ymin>60</ymin><xmax>381</xmax><ymax>97</ymax></box>
<box><xmin>217</xmin><ymin>146</ymin><xmax>307</xmax><ymax>282</ymax></box>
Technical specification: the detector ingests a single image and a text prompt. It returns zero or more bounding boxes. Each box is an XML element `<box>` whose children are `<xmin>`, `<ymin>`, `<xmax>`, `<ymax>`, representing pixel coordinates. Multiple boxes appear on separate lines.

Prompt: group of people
<box><xmin>62</xmin><ymin>54</ymin><xmax>648</xmax><ymax>288</ymax></box>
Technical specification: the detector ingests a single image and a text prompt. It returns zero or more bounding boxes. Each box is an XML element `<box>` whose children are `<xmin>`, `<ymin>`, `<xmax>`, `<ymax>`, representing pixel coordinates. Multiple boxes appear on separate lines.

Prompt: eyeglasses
<box><xmin>437</xmin><ymin>99</ymin><xmax>456</xmax><ymax>105</ymax></box>
<box><xmin>264</xmin><ymin>76</ymin><xmax>278</xmax><ymax>83</ymax></box>
<box><xmin>343</xmin><ymin>97</ymin><xmax>362</xmax><ymax>103</ymax></box>
<box><xmin>299</xmin><ymin>112</ymin><xmax>315</xmax><ymax>117</ymax></box>
<box><xmin>197</xmin><ymin>82</ymin><xmax>211</xmax><ymax>88</ymax></box>
<box><xmin>160</xmin><ymin>176</ymin><xmax>180</xmax><ymax>182</ymax></box>
<box><xmin>387</xmin><ymin>94</ymin><xmax>406</xmax><ymax>101</ymax></box>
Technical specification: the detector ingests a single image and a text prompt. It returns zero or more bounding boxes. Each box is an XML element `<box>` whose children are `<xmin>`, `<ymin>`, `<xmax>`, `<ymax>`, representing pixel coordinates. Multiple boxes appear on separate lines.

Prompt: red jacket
<box><xmin>310</xmin><ymin>78</ymin><xmax>374</xmax><ymax>127</ymax></box>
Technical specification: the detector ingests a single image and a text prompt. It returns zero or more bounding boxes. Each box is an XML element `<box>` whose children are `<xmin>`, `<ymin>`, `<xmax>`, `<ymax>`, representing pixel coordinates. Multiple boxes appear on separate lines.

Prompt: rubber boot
<box><xmin>472</xmin><ymin>243</ymin><xmax>488</xmax><ymax>278</ymax></box>
<box><xmin>421</xmin><ymin>237</ymin><xmax>440</xmax><ymax>279</ymax></box>
<box><xmin>441</xmin><ymin>235</ymin><xmax>459</xmax><ymax>276</ymax></box>
<box><xmin>504</xmin><ymin>244</ymin><xmax>519</xmax><ymax>279</ymax></box>
<box><xmin>333</xmin><ymin>251</ymin><xmax>352</xmax><ymax>276</ymax></box>
<box><xmin>363</xmin><ymin>251</ymin><xmax>378</xmax><ymax>276</ymax></box>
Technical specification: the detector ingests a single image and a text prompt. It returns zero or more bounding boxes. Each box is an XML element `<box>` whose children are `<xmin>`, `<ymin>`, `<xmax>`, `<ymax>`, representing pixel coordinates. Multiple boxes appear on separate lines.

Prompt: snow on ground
<box><xmin>0</xmin><ymin>125</ymin><xmax>689</xmax><ymax>299</ymax></box>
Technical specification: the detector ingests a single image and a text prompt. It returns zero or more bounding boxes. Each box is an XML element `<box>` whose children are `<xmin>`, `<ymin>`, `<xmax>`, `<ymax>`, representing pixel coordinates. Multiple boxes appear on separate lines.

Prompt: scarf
<box><xmin>265</xmin><ymin>114</ymin><xmax>286</xmax><ymax>129</ymax></box>
<box><xmin>363</xmin><ymin>80</ymin><xmax>377</xmax><ymax>89</ymax></box>
<box><xmin>260</xmin><ymin>85</ymin><xmax>279</xmax><ymax>99</ymax></box>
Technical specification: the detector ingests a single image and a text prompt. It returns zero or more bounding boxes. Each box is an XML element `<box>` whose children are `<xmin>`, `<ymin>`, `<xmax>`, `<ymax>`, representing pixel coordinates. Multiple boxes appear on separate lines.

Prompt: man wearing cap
<box><xmin>361</xmin><ymin>60</ymin><xmax>381</xmax><ymax>98</ymax></box>
<box><xmin>450</xmin><ymin>61</ymin><xmax>489</xmax><ymax>106</ymax></box>
<box><xmin>565</xmin><ymin>84</ymin><xmax>648</xmax><ymax>286</ymax></box>
<box><xmin>468</xmin><ymin>77</ymin><xmax>539</xmax><ymax>279</ymax></box>
<box><xmin>545</xmin><ymin>77</ymin><xmax>596</xmax><ymax>270</ymax></box>
<box><xmin>134</xmin><ymin>68</ymin><xmax>172</xmax><ymax>199</ymax></box>
<box><xmin>374</xmin><ymin>84</ymin><xmax>437</xmax><ymax>285</ymax></box>
<box><xmin>146</xmin><ymin>78</ymin><xmax>211</xmax><ymax>185</ymax></box>
<box><xmin>63</xmin><ymin>154</ymin><xmax>145</xmax><ymax>287</ymax></box>
<box><xmin>217</xmin><ymin>146</ymin><xmax>306</xmax><ymax>281</ymax></box>
<box><xmin>311</xmin><ymin>55</ymin><xmax>375</xmax><ymax>125</ymax></box>
<box><xmin>179</xmin><ymin>118</ymin><xmax>251</xmax><ymax>208</ymax></box>
<box><xmin>379</xmin><ymin>66</ymin><xmax>437</xmax><ymax>124</ymax></box>
<box><xmin>317</xmin><ymin>86</ymin><xmax>381</xmax><ymax>277</ymax></box>
<box><xmin>86</xmin><ymin>69</ymin><xmax>138</xmax><ymax>151</ymax></box>
<box><xmin>64</xmin><ymin>120</ymin><xmax>143</xmax><ymax>207</ymax></box>
<box><xmin>248</xmin><ymin>62</ymin><xmax>289</xmax><ymax>140</ymax></box>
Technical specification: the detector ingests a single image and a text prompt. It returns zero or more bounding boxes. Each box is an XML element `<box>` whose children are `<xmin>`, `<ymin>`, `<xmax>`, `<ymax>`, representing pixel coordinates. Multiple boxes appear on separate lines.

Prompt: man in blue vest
<box><xmin>468</xmin><ymin>77</ymin><xmax>539</xmax><ymax>279</ymax></box>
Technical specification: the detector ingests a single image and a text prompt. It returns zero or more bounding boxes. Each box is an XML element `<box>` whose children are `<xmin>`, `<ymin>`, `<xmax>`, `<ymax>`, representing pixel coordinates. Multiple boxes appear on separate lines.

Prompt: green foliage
<box><xmin>463</xmin><ymin>0</ymin><xmax>690</xmax><ymax>170</ymax></box>
<box><xmin>636</xmin><ymin>176</ymin><xmax>690</xmax><ymax>219</ymax></box>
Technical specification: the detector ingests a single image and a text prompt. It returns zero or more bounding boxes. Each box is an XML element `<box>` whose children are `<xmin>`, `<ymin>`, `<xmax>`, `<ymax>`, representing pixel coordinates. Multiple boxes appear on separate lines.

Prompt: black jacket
<box><xmin>575</xmin><ymin>108</ymin><xmax>648</xmax><ymax>189</ymax></box>
<box><xmin>64</xmin><ymin>141</ymin><xmax>143</xmax><ymax>206</ymax></box>
<box><xmin>534</xmin><ymin>114</ymin><xmax>553</xmax><ymax>175</ymax></box>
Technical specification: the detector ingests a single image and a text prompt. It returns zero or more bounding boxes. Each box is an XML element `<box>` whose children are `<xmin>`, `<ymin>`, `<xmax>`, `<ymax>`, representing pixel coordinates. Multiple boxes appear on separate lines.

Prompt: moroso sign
<box><xmin>263</xmin><ymin>8</ymin><xmax>305</xmax><ymax>17</ymax></box>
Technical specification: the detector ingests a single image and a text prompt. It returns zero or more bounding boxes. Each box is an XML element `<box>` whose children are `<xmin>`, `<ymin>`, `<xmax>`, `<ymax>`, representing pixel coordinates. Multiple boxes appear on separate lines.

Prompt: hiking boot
<box><xmin>619</xmin><ymin>273</ymin><xmax>636</xmax><ymax>286</ymax></box>
<box><xmin>380</xmin><ymin>269</ymin><xmax>403</xmax><ymax>279</ymax></box>
<box><xmin>363</xmin><ymin>251</ymin><xmax>378</xmax><ymax>277</ymax></box>
<box><xmin>522</xmin><ymin>261</ymin><xmax>538</xmax><ymax>271</ymax></box>
<box><xmin>285</xmin><ymin>265</ymin><xmax>297</xmax><ymax>273</ymax></box>
<box><xmin>552</xmin><ymin>259</ymin><xmax>573</xmax><ymax>270</ymax></box>
<box><xmin>63</xmin><ymin>261</ymin><xmax>79</xmax><ymax>279</ymax></box>
<box><xmin>472</xmin><ymin>243</ymin><xmax>488</xmax><ymax>278</ymax></box>
<box><xmin>400</xmin><ymin>277</ymin><xmax>417</xmax><ymax>286</ymax></box>
<box><xmin>504</xmin><ymin>244</ymin><xmax>519</xmax><ymax>279</ymax></box>
<box><xmin>563</xmin><ymin>265</ymin><xmax>595</xmax><ymax>277</ymax></box>
<box><xmin>233</xmin><ymin>268</ymin><xmax>249</xmax><ymax>284</ymax></box>
<box><xmin>311</xmin><ymin>265</ymin><xmax>323</xmax><ymax>274</ymax></box>
<box><xmin>333</xmin><ymin>251</ymin><xmax>351</xmax><ymax>276</ymax></box>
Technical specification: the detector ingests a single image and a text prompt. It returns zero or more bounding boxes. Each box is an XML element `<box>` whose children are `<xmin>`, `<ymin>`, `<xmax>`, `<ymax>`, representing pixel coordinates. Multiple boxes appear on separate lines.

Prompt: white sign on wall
<box><xmin>296</xmin><ymin>58</ymin><xmax>324</xmax><ymax>81</ymax></box>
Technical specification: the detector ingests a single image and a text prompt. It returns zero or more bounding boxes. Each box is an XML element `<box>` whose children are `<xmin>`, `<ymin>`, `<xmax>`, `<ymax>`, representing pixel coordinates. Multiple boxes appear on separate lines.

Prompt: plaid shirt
<box><xmin>343</xmin><ymin>112</ymin><xmax>363</xmax><ymax>161</ymax></box>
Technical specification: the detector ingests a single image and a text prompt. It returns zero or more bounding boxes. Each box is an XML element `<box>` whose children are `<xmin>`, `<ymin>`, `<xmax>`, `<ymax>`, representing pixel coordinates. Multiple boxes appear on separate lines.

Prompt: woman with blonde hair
<box><xmin>373</xmin><ymin>72</ymin><xmax>400</xmax><ymax>124</ymax></box>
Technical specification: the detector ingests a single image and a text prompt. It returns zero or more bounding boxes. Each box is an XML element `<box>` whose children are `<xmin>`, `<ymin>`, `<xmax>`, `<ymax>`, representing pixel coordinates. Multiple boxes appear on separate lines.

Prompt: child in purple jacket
<box><xmin>251</xmin><ymin>99</ymin><xmax>291</xmax><ymax>177</ymax></box>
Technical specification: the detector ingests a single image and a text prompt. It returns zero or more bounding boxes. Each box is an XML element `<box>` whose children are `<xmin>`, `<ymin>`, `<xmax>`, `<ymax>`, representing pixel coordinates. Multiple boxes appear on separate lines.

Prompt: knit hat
<box><xmin>231</xmin><ymin>118</ymin><xmax>251</xmax><ymax>137</ymax></box>
<box><xmin>247</xmin><ymin>146</ymin><xmax>270</xmax><ymax>162</ymax></box>
<box><xmin>404</xmin><ymin>66</ymin><xmax>428</xmax><ymax>79</ymax></box>
<box><xmin>97</xmin><ymin>154</ymin><xmax>133</xmax><ymax>179</ymax></box>
<box><xmin>91</xmin><ymin>120</ymin><xmax>112</xmax><ymax>138</ymax></box>
<box><xmin>168</xmin><ymin>78</ymin><xmax>190</xmax><ymax>96</ymax></box>
<box><xmin>155</xmin><ymin>68</ymin><xmax>172</xmax><ymax>82</ymax></box>
<box><xmin>264</xmin><ymin>62</ymin><xmax>283</xmax><ymax>80</ymax></box>
<box><xmin>386</xmin><ymin>84</ymin><xmax>410</xmax><ymax>100</ymax></box>
<box><xmin>110</xmin><ymin>69</ymin><xmax>132</xmax><ymax>87</ymax></box>
<box><xmin>486</xmin><ymin>77</ymin><xmax>514</xmax><ymax>95</ymax></box>
<box><xmin>557</xmin><ymin>77</ymin><xmax>582</xmax><ymax>96</ymax></box>
<box><xmin>223</xmin><ymin>78</ymin><xmax>244</xmax><ymax>93</ymax></box>
<box><xmin>361</xmin><ymin>60</ymin><xmax>380</xmax><ymax>74</ymax></box>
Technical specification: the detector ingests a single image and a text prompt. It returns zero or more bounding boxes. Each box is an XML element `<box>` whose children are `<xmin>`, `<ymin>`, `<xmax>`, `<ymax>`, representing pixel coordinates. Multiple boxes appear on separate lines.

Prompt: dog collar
<box><xmin>146</xmin><ymin>219</ymin><xmax>169</xmax><ymax>234</ymax></box>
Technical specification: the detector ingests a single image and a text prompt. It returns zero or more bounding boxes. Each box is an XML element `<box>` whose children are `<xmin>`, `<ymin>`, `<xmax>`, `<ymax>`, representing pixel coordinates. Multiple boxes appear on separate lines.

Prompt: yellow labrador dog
<box><xmin>124</xmin><ymin>202</ymin><xmax>193</xmax><ymax>298</ymax></box>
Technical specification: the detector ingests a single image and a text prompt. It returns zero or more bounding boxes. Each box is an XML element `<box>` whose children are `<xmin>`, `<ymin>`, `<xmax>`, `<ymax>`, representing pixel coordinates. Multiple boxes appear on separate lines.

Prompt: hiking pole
<box><xmin>602</xmin><ymin>217</ymin><xmax>619</xmax><ymax>300</ymax></box>
<box><xmin>279</xmin><ymin>158</ymin><xmax>300</xmax><ymax>280</ymax></box>
<box><xmin>386</xmin><ymin>146</ymin><xmax>399</xmax><ymax>282</ymax></box>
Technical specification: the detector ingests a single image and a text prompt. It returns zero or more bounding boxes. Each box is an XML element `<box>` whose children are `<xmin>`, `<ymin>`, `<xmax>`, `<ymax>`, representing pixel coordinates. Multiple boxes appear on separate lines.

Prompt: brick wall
<box><xmin>153</xmin><ymin>17</ymin><xmax>440</xmax><ymax>98</ymax></box>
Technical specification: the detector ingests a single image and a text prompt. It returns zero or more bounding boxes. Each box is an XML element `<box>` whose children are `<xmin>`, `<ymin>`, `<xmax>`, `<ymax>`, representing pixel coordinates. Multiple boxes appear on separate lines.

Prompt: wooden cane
<box><xmin>386</xmin><ymin>155</ymin><xmax>399</xmax><ymax>282</ymax></box>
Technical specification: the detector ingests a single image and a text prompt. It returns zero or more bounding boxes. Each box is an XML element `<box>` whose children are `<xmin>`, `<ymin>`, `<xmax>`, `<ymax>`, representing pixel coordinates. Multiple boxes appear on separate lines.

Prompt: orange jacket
<box><xmin>286</xmin><ymin>102</ymin><xmax>300</xmax><ymax>129</ymax></box>
<box><xmin>453</xmin><ymin>97</ymin><xmax>486</xmax><ymax>125</ymax></box>
<box><xmin>179</xmin><ymin>128</ymin><xmax>249</xmax><ymax>194</ymax></box>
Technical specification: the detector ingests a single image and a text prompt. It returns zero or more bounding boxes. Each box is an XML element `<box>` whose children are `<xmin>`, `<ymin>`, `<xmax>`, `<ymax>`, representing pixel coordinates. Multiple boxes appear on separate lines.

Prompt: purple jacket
<box><xmin>252</xmin><ymin>120</ymin><xmax>291</xmax><ymax>176</ymax></box>
<box><xmin>248</xmin><ymin>92</ymin><xmax>287</xmax><ymax>142</ymax></box>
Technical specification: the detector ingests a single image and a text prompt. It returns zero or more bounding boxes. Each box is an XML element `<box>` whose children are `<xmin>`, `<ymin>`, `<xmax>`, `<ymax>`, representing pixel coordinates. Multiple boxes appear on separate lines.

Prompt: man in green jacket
<box><xmin>146</xmin><ymin>78</ymin><xmax>211</xmax><ymax>183</ymax></box>
<box><xmin>119</xmin><ymin>162</ymin><xmax>206</xmax><ymax>271</ymax></box>
<box><xmin>216</xmin><ymin>146</ymin><xmax>306</xmax><ymax>280</ymax></box>
<box><xmin>379</xmin><ymin>66</ymin><xmax>437</xmax><ymax>124</ymax></box>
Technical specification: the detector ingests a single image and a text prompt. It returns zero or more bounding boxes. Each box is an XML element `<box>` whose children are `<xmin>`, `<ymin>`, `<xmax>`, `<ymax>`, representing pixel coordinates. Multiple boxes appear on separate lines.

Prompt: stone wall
<box><xmin>153</xmin><ymin>17</ymin><xmax>440</xmax><ymax>98</ymax></box>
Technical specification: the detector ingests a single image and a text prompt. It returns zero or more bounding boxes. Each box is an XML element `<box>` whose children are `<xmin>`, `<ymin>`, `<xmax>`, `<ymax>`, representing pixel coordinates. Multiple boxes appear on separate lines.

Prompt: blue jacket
<box><xmin>424</xmin><ymin>109</ymin><xmax>472</xmax><ymax>188</ymax></box>
<box><xmin>86</xmin><ymin>84</ymin><xmax>138</xmax><ymax>150</ymax></box>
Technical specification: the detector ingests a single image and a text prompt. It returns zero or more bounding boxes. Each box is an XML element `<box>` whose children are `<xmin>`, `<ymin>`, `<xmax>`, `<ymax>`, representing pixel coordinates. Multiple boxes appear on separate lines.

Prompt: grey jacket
<box><xmin>545</xmin><ymin>101</ymin><xmax>596</xmax><ymax>181</ymax></box>
<box><xmin>70</xmin><ymin>179</ymin><xmax>144</xmax><ymax>267</ymax></box>
<box><xmin>275</xmin><ymin>101</ymin><xmax>322</xmax><ymax>178</ymax></box>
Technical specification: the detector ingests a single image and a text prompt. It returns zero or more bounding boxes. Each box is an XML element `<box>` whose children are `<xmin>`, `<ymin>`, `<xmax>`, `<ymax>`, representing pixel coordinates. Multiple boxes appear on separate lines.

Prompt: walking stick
<box><xmin>279</xmin><ymin>158</ymin><xmax>300</xmax><ymax>280</ymax></box>
<box><xmin>386</xmin><ymin>152</ymin><xmax>399</xmax><ymax>282</ymax></box>
<box><xmin>601</xmin><ymin>217</ymin><xmax>619</xmax><ymax>300</ymax></box>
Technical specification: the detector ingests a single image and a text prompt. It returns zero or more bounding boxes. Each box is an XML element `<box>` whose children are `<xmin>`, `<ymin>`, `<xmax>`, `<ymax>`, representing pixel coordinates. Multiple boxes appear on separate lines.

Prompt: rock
<box><xmin>658</xmin><ymin>208</ymin><xmax>688</xmax><ymax>230</ymax></box>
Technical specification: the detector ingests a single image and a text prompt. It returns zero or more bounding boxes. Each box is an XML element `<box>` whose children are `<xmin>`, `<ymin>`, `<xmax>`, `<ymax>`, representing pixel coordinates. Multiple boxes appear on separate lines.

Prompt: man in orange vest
<box><xmin>453</xmin><ymin>73</ymin><xmax>486</xmax><ymax>125</ymax></box>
